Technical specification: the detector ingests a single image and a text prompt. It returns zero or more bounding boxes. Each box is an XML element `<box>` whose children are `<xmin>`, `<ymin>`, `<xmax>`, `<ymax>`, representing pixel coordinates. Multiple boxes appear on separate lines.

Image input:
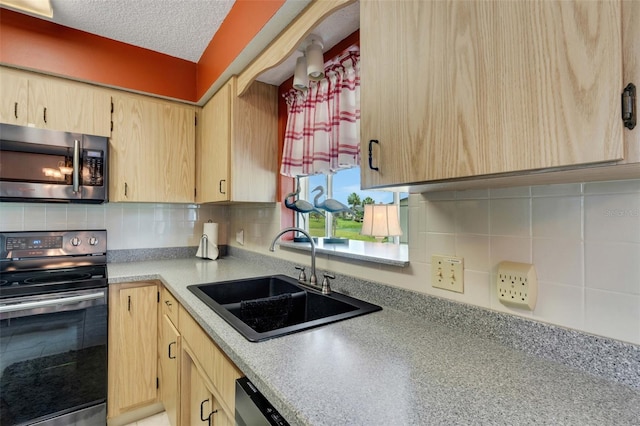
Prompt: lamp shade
<box><xmin>361</xmin><ymin>204</ymin><xmax>403</xmax><ymax>237</ymax></box>
<box><xmin>293</xmin><ymin>55</ymin><xmax>308</xmax><ymax>91</ymax></box>
<box><xmin>306</xmin><ymin>39</ymin><xmax>325</xmax><ymax>81</ymax></box>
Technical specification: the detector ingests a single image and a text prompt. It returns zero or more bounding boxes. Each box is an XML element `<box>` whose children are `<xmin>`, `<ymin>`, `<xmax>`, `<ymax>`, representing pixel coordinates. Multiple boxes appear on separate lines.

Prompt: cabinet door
<box><xmin>111</xmin><ymin>93</ymin><xmax>195</xmax><ymax>202</ymax></box>
<box><xmin>27</xmin><ymin>73</ymin><xmax>111</xmax><ymax>136</ymax></box>
<box><xmin>230</xmin><ymin>80</ymin><xmax>278</xmax><ymax>202</ymax></box>
<box><xmin>183</xmin><ymin>353</ymin><xmax>233</xmax><ymax>426</ymax></box>
<box><xmin>197</xmin><ymin>82</ymin><xmax>231</xmax><ymax>203</ymax></box>
<box><xmin>0</xmin><ymin>67</ymin><xmax>28</xmax><ymax>126</ymax></box>
<box><xmin>360</xmin><ymin>0</ymin><xmax>623</xmax><ymax>188</ymax></box>
<box><xmin>159</xmin><ymin>315</ymin><xmax>180</xmax><ymax>426</ymax></box>
<box><xmin>108</xmin><ymin>282</ymin><xmax>158</xmax><ymax>418</ymax></box>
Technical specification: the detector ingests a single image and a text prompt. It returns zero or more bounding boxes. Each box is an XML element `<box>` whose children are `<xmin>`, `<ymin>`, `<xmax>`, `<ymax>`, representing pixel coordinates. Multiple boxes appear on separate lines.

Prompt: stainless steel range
<box><xmin>0</xmin><ymin>230</ymin><xmax>108</xmax><ymax>426</ymax></box>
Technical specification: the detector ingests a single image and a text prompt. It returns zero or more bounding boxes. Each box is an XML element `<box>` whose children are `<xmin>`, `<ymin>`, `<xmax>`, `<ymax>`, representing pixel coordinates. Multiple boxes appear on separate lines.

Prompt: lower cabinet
<box><xmin>179</xmin><ymin>303</ymin><xmax>242</xmax><ymax>426</ymax></box>
<box><xmin>159</xmin><ymin>287</ymin><xmax>181</xmax><ymax>426</ymax></box>
<box><xmin>108</xmin><ymin>283</ymin><xmax>243</xmax><ymax>425</ymax></box>
<box><xmin>182</xmin><ymin>349</ymin><xmax>233</xmax><ymax>426</ymax></box>
<box><xmin>108</xmin><ymin>281</ymin><xmax>159</xmax><ymax>419</ymax></box>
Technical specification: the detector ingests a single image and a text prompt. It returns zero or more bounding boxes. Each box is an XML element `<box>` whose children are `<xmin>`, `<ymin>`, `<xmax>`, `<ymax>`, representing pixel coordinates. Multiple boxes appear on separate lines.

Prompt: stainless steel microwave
<box><xmin>0</xmin><ymin>123</ymin><xmax>108</xmax><ymax>203</ymax></box>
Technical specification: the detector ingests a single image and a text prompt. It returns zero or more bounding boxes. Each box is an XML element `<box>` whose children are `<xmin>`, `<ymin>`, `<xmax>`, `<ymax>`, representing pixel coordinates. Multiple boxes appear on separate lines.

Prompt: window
<box><xmin>294</xmin><ymin>167</ymin><xmax>408</xmax><ymax>244</ymax></box>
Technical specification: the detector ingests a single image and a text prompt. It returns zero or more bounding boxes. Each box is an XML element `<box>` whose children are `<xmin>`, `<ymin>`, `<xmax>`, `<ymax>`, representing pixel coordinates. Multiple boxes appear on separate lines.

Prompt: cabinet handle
<box><xmin>14</xmin><ymin>102</ymin><xmax>18</xmax><ymax>119</ymax></box>
<box><xmin>622</xmin><ymin>83</ymin><xmax>636</xmax><ymax>130</ymax></box>
<box><xmin>124</xmin><ymin>182</ymin><xmax>128</xmax><ymax>197</ymax></box>
<box><xmin>368</xmin><ymin>140</ymin><xmax>380</xmax><ymax>171</ymax></box>
<box><xmin>200</xmin><ymin>398</ymin><xmax>218</xmax><ymax>425</ymax></box>
<box><xmin>165</xmin><ymin>300</ymin><xmax>172</xmax><ymax>307</ymax></box>
<box><xmin>219</xmin><ymin>179</ymin><xmax>226</xmax><ymax>195</ymax></box>
<box><xmin>43</xmin><ymin>107</ymin><xmax>47</xmax><ymax>123</ymax></box>
<box><xmin>127</xmin><ymin>295</ymin><xmax>131</xmax><ymax>311</ymax></box>
<box><xmin>168</xmin><ymin>341</ymin><xmax>176</xmax><ymax>359</ymax></box>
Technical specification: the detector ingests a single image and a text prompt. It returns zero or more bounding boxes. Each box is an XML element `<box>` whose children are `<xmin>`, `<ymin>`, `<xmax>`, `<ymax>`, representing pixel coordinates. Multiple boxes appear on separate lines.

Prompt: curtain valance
<box><xmin>280</xmin><ymin>48</ymin><xmax>360</xmax><ymax>177</ymax></box>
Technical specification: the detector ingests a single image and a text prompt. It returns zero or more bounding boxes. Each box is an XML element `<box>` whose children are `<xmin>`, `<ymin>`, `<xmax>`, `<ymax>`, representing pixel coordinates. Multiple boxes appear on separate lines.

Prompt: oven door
<box><xmin>0</xmin><ymin>287</ymin><xmax>108</xmax><ymax>426</ymax></box>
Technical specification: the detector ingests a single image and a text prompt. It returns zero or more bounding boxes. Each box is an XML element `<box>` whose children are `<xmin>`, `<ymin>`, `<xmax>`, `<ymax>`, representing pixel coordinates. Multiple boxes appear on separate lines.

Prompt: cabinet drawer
<box><xmin>178</xmin><ymin>305</ymin><xmax>243</xmax><ymax>412</ymax></box>
<box><xmin>161</xmin><ymin>287</ymin><xmax>179</xmax><ymax>326</ymax></box>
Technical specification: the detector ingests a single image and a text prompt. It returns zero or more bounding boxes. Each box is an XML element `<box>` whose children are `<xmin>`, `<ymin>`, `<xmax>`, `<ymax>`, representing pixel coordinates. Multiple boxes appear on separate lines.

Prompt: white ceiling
<box><xmin>6</xmin><ymin>0</ymin><xmax>360</xmax><ymax>87</ymax></box>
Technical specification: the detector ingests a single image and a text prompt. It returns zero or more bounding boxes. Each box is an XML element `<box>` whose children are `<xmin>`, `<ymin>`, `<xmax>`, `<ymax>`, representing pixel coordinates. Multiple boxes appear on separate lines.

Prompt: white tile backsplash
<box><xmin>226</xmin><ymin>179</ymin><xmax>640</xmax><ymax>345</ymax></box>
<box><xmin>0</xmin><ymin>202</ymin><xmax>228</xmax><ymax>251</ymax></box>
<box><xmin>4</xmin><ymin>178</ymin><xmax>638</xmax><ymax>344</ymax></box>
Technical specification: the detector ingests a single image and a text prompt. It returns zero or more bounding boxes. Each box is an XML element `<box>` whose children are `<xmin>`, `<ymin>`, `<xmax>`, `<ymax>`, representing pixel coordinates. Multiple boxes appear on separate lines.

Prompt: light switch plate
<box><xmin>497</xmin><ymin>261</ymin><xmax>537</xmax><ymax>310</ymax></box>
<box><xmin>431</xmin><ymin>255</ymin><xmax>464</xmax><ymax>293</ymax></box>
<box><xmin>236</xmin><ymin>229</ymin><xmax>244</xmax><ymax>245</ymax></box>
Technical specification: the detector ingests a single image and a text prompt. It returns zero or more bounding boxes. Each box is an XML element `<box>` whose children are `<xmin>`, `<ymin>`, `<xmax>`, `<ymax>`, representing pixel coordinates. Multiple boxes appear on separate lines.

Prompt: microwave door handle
<box><xmin>72</xmin><ymin>139</ymin><xmax>80</xmax><ymax>193</ymax></box>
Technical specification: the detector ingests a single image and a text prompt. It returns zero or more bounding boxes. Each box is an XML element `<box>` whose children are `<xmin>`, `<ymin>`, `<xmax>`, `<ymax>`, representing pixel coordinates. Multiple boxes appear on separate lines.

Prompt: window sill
<box><xmin>278</xmin><ymin>239</ymin><xmax>409</xmax><ymax>267</ymax></box>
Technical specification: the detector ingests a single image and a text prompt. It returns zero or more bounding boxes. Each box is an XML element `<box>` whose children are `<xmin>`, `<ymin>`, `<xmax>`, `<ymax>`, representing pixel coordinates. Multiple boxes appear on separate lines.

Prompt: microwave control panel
<box><xmin>82</xmin><ymin>150</ymin><xmax>104</xmax><ymax>186</ymax></box>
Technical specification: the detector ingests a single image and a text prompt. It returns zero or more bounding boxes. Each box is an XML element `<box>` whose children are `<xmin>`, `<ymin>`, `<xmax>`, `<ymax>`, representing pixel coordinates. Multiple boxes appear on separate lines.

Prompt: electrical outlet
<box><xmin>236</xmin><ymin>229</ymin><xmax>244</xmax><ymax>245</ymax></box>
<box><xmin>431</xmin><ymin>255</ymin><xmax>464</xmax><ymax>293</ymax></box>
<box><xmin>497</xmin><ymin>261</ymin><xmax>537</xmax><ymax>310</ymax></box>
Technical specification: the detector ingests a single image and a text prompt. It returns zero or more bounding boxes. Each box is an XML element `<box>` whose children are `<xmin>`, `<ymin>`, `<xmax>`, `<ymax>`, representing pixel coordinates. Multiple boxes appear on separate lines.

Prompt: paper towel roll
<box><xmin>196</xmin><ymin>222</ymin><xmax>219</xmax><ymax>260</ymax></box>
<box><xmin>203</xmin><ymin>222</ymin><xmax>218</xmax><ymax>245</ymax></box>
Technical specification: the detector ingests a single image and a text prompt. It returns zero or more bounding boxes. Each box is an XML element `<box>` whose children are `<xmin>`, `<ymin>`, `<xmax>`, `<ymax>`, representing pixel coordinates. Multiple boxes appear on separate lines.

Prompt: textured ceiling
<box><xmin>49</xmin><ymin>0</ymin><xmax>235</xmax><ymax>62</ymax></box>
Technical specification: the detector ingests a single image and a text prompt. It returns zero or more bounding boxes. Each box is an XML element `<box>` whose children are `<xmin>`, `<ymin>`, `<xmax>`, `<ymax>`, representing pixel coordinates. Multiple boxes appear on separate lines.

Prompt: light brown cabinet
<box><xmin>196</xmin><ymin>77</ymin><xmax>278</xmax><ymax>203</ymax></box>
<box><xmin>181</xmin><ymin>349</ymin><xmax>233</xmax><ymax>426</ymax></box>
<box><xmin>159</xmin><ymin>288</ymin><xmax>181</xmax><ymax>426</ymax></box>
<box><xmin>110</xmin><ymin>92</ymin><xmax>196</xmax><ymax>203</ymax></box>
<box><xmin>0</xmin><ymin>66</ymin><xmax>111</xmax><ymax>136</ymax></box>
<box><xmin>179</xmin><ymin>303</ymin><xmax>242</xmax><ymax>426</ymax></box>
<box><xmin>108</xmin><ymin>281</ymin><xmax>159</xmax><ymax>419</ymax></box>
<box><xmin>360</xmin><ymin>0</ymin><xmax>634</xmax><ymax>190</ymax></box>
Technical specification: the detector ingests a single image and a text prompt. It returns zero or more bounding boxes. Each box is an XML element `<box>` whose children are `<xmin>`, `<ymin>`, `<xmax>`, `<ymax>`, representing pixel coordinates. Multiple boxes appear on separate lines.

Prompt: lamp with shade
<box><xmin>360</xmin><ymin>204</ymin><xmax>403</xmax><ymax>242</ymax></box>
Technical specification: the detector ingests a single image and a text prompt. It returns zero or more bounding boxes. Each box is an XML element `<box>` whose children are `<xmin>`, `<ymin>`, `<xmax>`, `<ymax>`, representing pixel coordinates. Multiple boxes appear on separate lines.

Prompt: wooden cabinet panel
<box><xmin>360</xmin><ymin>0</ymin><xmax>624</xmax><ymax>189</ymax></box>
<box><xmin>161</xmin><ymin>286</ymin><xmax>179</xmax><ymax>326</ymax></box>
<box><xmin>28</xmin><ymin>74</ymin><xmax>111</xmax><ymax>136</ymax></box>
<box><xmin>0</xmin><ymin>67</ymin><xmax>110</xmax><ymax>136</ymax></box>
<box><xmin>195</xmin><ymin>77</ymin><xmax>277</xmax><ymax>203</ymax></box>
<box><xmin>180</xmin><ymin>350</ymin><xmax>232</xmax><ymax>426</ymax></box>
<box><xmin>110</xmin><ymin>92</ymin><xmax>195</xmax><ymax>202</ymax></box>
<box><xmin>179</xmin><ymin>305</ymin><xmax>243</xmax><ymax>418</ymax></box>
<box><xmin>108</xmin><ymin>282</ymin><xmax>158</xmax><ymax>418</ymax></box>
<box><xmin>159</xmin><ymin>315</ymin><xmax>180</xmax><ymax>426</ymax></box>
<box><xmin>196</xmin><ymin>83</ymin><xmax>230</xmax><ymax>203</ymax></box>
<box><xmin>0</xmin><ymin>67</ymin><xmax>28</xmax><ymax>126</ymax></box>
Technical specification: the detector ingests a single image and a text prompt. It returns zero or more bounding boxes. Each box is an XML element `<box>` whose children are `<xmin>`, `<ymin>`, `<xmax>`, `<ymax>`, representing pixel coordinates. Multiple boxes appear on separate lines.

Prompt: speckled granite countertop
<box><xmin>108</xmin><ymin>256</ymin><xmax>640</xmax><ymax>426</ymax></box>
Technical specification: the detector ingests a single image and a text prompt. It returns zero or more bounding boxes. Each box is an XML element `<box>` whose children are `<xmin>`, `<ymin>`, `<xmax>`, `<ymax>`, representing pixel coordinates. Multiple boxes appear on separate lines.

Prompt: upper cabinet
<box><xmin>196</xmin><ymin>77</ymin><xmax>278</xmax><ymax>204</ymax></box>
<box><xmin>360</xmin><ymin>0</ymin><xmax>636</xmax><ymax>190</ymax></box>
<box><xmin>110</xmin><ymin>92</ymin><xmax>196</xmax><ymax>203</ymax></box>
<box><xmin>0</xmin><ymin>67</ymin><xmax>111</xmax><ymax>137</ymax></box>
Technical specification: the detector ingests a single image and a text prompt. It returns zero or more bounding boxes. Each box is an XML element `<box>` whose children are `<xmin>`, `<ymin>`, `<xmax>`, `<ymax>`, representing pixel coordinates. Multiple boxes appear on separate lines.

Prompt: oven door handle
<box><xmin>0</xmin><ymin>291</ymin><xmax>105</xmax><ymax>314</ymax></box>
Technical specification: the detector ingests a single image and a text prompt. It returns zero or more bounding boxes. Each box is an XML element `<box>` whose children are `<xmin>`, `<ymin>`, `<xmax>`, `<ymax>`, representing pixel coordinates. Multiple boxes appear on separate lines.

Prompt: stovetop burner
<box><xmin>0</xmin><ymin>230</ymin><xmax>108</xmax><ymax>298</ymax></box>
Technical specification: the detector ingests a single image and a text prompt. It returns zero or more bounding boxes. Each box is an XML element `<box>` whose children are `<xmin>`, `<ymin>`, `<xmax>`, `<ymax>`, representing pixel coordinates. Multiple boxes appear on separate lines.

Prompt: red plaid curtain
<box><xmin>280</xmin><ymin>48</ymin><xmax>360</xmax><ymax>177</ymax></box>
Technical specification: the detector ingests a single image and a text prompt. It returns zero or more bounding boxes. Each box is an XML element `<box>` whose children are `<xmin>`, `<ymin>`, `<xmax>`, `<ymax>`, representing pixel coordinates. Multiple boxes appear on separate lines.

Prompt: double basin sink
<box><xmin>188</xmin><ymin>275</ymin><xmax>382</xmax><ymax>342</ymax></box>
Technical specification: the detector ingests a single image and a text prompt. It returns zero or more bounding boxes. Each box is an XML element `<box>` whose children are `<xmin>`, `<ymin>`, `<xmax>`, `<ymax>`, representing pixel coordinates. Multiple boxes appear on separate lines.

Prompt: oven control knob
<box><xmin>70</xmin><ymin>237</ymin><xmax>82</xmax><ymax>246</ymax></box>
<box><xmin>89</xmin><ymin>237</ymin><xmax>99</xmax><ymax>246</ymax></box>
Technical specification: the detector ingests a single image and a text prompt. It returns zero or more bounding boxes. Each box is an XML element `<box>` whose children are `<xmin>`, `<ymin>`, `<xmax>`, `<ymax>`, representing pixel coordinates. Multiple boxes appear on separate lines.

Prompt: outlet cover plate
<box><xmin>497</xmin><ymin>261</ymin><xmax>537</xmax><ymax>310</ymax></box>
<box><xmin>431</xmin><ymin>255</ymin><xmax>464</xmax><ymax>293</ymax></box>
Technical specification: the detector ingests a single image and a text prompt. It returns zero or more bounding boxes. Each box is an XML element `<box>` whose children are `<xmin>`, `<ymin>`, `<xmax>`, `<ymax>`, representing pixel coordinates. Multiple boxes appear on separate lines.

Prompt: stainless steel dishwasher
<box><xmin>235</xmin><ymin>377</ymin><xmax>289</xmax><ymax>426</ymax></box>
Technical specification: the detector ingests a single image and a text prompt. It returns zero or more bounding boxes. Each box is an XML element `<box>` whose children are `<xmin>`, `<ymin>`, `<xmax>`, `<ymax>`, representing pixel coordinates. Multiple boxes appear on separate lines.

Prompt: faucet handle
<box><xmin>321</xmin><ymin>273</ymin><xmax>334</xmax><ymax>295</ymax></box>
<box><xmin>294</xmin><ymin>266</ymin><xmax>307</xmax><ymax>282</ymax></box>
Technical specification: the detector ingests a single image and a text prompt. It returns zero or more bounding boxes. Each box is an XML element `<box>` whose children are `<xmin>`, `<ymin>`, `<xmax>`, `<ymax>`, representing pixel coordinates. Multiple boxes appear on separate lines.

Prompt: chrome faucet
<box><xmin>269</xmin><ymin>227</ymin><xmax>331</xmax><ymax>294</ymax></box>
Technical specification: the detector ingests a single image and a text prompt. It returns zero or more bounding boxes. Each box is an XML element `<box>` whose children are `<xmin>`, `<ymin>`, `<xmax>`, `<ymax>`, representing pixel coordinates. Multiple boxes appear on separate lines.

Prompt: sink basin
<box><xmin>187</xmin><ymin>275</ymin><xmax>382</xmax><ymax>342</ymax></box>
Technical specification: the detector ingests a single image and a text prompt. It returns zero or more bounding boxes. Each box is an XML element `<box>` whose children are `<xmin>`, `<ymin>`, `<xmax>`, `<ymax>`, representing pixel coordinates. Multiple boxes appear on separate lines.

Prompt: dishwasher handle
<box><xmin>0</xmin><ymin>291</ymin><xmax>106</xmax><ymax>314</ymax></box>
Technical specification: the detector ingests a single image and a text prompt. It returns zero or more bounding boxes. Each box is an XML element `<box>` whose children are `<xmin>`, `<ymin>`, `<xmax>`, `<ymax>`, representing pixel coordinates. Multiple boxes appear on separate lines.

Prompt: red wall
<box><xmin>0</xmin><ymin>0</ymin><xmax>286</xmax><ymax>102</ymax></box>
